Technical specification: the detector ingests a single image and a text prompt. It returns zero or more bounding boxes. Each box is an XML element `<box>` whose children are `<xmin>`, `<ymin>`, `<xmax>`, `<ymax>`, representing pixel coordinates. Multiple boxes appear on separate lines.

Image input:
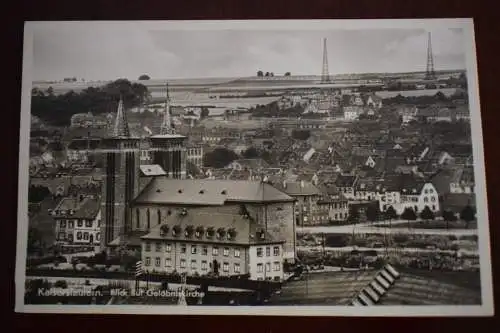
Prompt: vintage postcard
<box><xmin>15</xmin><ymin>19</ymin><xmax>494</xmax><ymax>316</ymax></box>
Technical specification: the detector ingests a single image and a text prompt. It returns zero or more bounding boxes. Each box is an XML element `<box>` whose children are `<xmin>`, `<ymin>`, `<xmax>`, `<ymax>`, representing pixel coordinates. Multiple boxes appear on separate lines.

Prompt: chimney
<box><xmin>282</xmin><ymin>180</ymin><xmax>287</xmax><ymax>188</ymax></box>
<box><xmin>300</xmin><ymin>180</ymin><xmax>305</xmax><ymax>188</ymax></box>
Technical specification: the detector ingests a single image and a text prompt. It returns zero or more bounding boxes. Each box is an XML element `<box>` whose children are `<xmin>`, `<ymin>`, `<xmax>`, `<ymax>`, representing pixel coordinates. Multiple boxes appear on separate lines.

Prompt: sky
<box><xmin>31</xmin><ymin>22</ymin><xmax>466</xmax><ymax>81</ymax></box>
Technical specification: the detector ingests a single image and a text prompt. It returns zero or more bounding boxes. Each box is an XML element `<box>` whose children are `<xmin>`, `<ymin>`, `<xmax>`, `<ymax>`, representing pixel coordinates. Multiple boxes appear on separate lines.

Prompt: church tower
<box><xmin>100</xmin><ymin>97</ymin><xmax>141</xmax><ymax>248</ymax></box>
<box><xmin>150</xmin><ymin>83</ymin><xmax>188</xmax><ymax>179</ymax></box>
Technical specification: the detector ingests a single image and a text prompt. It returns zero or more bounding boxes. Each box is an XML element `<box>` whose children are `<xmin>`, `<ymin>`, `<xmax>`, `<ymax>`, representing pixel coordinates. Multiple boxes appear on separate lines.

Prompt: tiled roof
<box><xmin>133</xmin><ymin>178</ymin><xmax>294</xmax><ymax>206</ymax></box>
<box><xmin>335</xmin><ymin>175</ymin><xmax>357</xmax><ymax>187</ymax></box>
<box><xmin>52</xmin><ymin>196</ymin><xmax>100</xmax><ymax>219</ymax></box>
<box><xmin>384</xmin><ymin>174</ymin><xmax>426</xmax><ymax>193</ymax></box>
<box><xmin>356</xmin><ymin>178</ymin><xmax>385</xmax><ymax>192</ymax></box>
<box><xmin>109</xmin><ymin>230</ymin><xmax>149</xmax><ymax>247</ymax></box>
<box><xmin>274</xmin><ymin>181</ymin><xmax>322</xmax><ymax>196</ymax></box>
<box><xmin>140</xmin><ymin>211</ymin><xmax>284</xmax><ymax>246</ymax></box>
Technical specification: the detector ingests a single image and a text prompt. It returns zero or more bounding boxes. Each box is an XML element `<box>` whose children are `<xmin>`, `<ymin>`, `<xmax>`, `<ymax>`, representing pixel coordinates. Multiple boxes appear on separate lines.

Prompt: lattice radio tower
<box><xmin>425</xmin><ymin>32</ymin><xmax>436</xmax><ymax>80</ymax></box>
<box><xmin>321</xmin><ymin>38</ymin><xmax>331</xmax><ymax>84</ymax></box>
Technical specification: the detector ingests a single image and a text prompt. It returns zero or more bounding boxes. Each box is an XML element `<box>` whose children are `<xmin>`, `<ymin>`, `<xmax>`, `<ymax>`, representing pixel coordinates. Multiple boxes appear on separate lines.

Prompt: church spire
<box><xmin>160</xmin><ymin>83</ymin><xmax>175</xmax><ymax>135</ymax></box>
<box><xmin>113</xmin><ymin>96</ymin><xmax>130</xmax><ymax>137</ymax></box>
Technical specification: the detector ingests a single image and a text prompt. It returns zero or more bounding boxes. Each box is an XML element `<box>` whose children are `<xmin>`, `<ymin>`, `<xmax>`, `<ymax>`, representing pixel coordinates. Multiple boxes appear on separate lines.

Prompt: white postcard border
<box><xmin>15</xmin><ymin>18</ymin><xmax>494</xmax><ymax>316</ymax></box>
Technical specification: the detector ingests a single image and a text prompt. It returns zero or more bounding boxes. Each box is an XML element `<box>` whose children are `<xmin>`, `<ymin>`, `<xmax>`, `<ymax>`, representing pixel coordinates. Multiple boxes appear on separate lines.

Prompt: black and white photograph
<box><xmin>15</xmin><ymin>19</ymin><xmax>494</xmax><ymax>316</ymax></box>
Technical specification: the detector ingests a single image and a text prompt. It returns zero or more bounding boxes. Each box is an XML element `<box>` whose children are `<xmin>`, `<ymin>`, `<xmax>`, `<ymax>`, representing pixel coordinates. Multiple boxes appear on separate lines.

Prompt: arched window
<box><xmin>157</xmin><ymin>209</ymin><xmax>161</xmax><ymax>225</ymax></box>
<box><xmin>147</xmin><ymin>209</ymin><xmax>151</xmax><ymax>229</ymax></box>
<box><xmin>136</xmin><ymin>209</ymin><xmax>140</xmax><ymax>229</ymax></box>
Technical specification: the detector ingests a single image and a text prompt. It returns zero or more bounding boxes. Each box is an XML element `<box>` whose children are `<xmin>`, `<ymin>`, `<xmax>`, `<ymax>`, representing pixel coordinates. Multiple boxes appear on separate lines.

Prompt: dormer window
<box><xmin>199</xmin><ymin>190</ymin><xmax>205</xmax><ymax>194</ymax></box>
<box><xmin>216</xmin><ymin>227</ymin><xmax>226</xmax><ymax>239</ymax></box>
<box><xmin>195</xmin><ymin>226</ymin><xmax>204</xmax><ymax>238</ymax></box>
<box><xmin>221</xmin><ymin>190</ymin><xmax>227</xmax><ymax>195</ymax></box>
<box><xmin>172</xmin><ymin>225</ymin><xmax>181</xmax><ymax>237</ymax></box>
<box><xmin>258</xmin><ymin>230</ymin><xmax>265</xmax><ymax>240</ymax></box>
<box><xmin>178</xmin><ymin>189</ymin><xmax>183</xmax><ymax>194</ymax></box>
<box><xmin>227</xmin><ymin>228</ymin><xmax>237</xmax><ymax>240</ymax></box>
<box><xmin>160</xmin><ymin>224</ymin><xmax>169</xmax><ymax>236</ymax></box>
<box><xmin>180</xmin><ymin>208</ymin><xmax>187</xmax><ymax>216</ymax></box>
<box><xmin>206</xmin><ymin>227</ymin><xmax>215</xmax><ymax>238</ymax></box>
<box><xmin>156</xmin><ymin>189</ymin><xmax>162</xmax><ymax>193</ymax></box>
<box><xmin>185</xmin><ymin>225</ymin><xmax>194</xmax><ymax>238</ymax></box>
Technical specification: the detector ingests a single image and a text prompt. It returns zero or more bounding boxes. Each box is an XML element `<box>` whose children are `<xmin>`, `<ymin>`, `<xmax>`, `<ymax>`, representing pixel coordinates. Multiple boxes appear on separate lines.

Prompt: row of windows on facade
<box><xmin>381</xmin><ymin>204</ymin><xmax>437</xmax><ymax>212</ymax></box>
<box><xmin>308</xmin><ymin>212</ymin><xmax>348</xmax><ymax>222</ymax></box>
<box><xmin>145</xmin><ymin>242</ymin><xmax>280</xmax><ymax>257</ymax></box>
<box><xmin>187</xmin><ymin>148</ymin><xmax>203</xmax><ymax>156</ymax></box>
<box><xmin>144</xmin><ymin>257</ymin><xmax>282</xmax><ymax>273</ymax></box>
<box><xmin>59</xmin><ymin>219</ymin><xmax>99</xmax><ymax>228</ymax></box>
<box><xmin>58</xmin><ymin>231</ymin><xmax>100</xmax><ymax>241</ymax></box>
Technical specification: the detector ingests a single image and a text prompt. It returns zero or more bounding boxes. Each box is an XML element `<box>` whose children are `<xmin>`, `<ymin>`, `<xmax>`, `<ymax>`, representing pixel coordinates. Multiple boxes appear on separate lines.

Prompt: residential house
<box><xmin>381</xmin><ymin>174</ymin><xmax>440</xmax><ymax>215</ymax></box>
<box><xmin>399</xmin><ymin>105</ymin><xmax>418</xmax><ymax>124</ymax></box>
<box><xmin>51</xmin><ymin>196</ymin><xmax>101</xmax><ymax>246</ymax></box>
<box><xmin>334</xmin><ymin>174</ymin><xmax>358</xmax><ymax>200</ymax></box>
<box><xmin>66</xmin><ymin>138</ymin><xmax>101</xmax><ymax>163</ymax></box>
<box><xmin>365</xmin><ymin>94</ymin><xmax>383</xmax><ymax>109</ymax></box>
<box><xmin>274</xmin><ymin>180</ymin><xmax>323</xmax><ymax>226</ymax></box>
<box><xmin>315</xmin><ymin>194</ymin><xmax>349</xmax><ymax>224</ymax></box>
<box><xmin>343</xmin><ymin>106</ymin><xmax>364</xmax><ymax>121</ymax></box>
<box><xmin>350</xmin><ymin>93</ymin><xmax>365</xmax><ymax>106</ymax></box>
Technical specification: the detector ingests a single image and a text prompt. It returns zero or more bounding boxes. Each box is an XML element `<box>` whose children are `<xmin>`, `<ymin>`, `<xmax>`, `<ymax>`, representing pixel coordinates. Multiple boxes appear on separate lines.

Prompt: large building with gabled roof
<box><xmin>129</xmin><ymin>178</ymin><xmax>296</xmax><ymax>264</ymax></box>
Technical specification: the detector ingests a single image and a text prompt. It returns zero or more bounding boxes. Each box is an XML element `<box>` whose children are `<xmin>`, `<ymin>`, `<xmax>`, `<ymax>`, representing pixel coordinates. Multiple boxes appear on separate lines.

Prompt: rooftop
<box><xmin>52</xmin><ymin>196</ymin><xmax>101</xmax><ymax>219</ymax></box>
<box><xmin>274</xmin><ymin>180</ymin><xmax>322</xmax><ymax>197</ymax></box>
<box><xmin>141</xmin><ymin>211</ymin><xmax>283</xmax><ymax>246</ymax></box>
<box><xmin>140</xmin><ymin>164</ymin><xmax>167</xmax><ymax>177</ymax></box>
<box><xmin>133</xmin><ymin>178</ymin><xmax>294</xmax><ymax>206</ymax></box>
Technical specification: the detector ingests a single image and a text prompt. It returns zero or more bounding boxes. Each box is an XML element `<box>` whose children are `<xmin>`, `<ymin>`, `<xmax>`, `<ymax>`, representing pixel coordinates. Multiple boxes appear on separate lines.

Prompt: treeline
<box><xmin>384</xmin><ymin>91</ymin><xmax>467</xmax><ymax>106</ymax></box>
<box><xmin>31</xmin><ymin>79</ymin><xmax>150</xmax><ymax>126</ymax></box>
<box><xmin>250</xmin><ymin>102</ymin><xmax>305</xmax><ymax>118</ymax></box>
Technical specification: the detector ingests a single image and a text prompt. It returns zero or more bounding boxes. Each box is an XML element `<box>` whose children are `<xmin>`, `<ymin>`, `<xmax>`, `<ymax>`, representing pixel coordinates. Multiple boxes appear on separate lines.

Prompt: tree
<box><xmin>442</xmin><ymin>210</ymin><xmax>457</xmax><ymax>229</ymax></box>
<box><xmin>138</xmin><ymin>74</ymin><xmax>151</xmax><ymax>80</ymax></box>
<box><xmin>284</xmin><ymin>72</ymin><xmax>291</xmax><ymax>76</ymax></box>
<box><xmin>242</xmin><ymin>147</ymin><xmax>259</xmax><ymax>159</ymax></box>
<box><xmin>203</xmin><ymin>148</ymin><xmax>239</xmax><ymax>169</ymax></box>
<box><xmin>365</xmin><ymin>205</ymin><xmax>379</xmax><ymax>224</ymax></box>
<box><xmin>348</xmin><ymin>206</ymin><xmax>360</xmax><ymax>224</ymax></box>
<box><xmin>31</xmin><ymin>78</ymin><xmax>150</xmax><ymax>126</ymax></box>
<box><xmin>401</xmin><ymin>207</ymin><xmax>417</xmax><ymax>228</ymax></box>
<box><xmin>27</xmin><ymin>227</ymin><xmax>43</xmax><ymax>254</ymax></box>
<box><xmin>420</xmin><ymin>206</ymin><xmax>435</xmax><ymax>221</ymax></box>
<box><xmin>257</xmin><ymin>71</ymin><xmax>264</xmax><ymax>77</ymax></box>
<box><xmin>460</xmin><ymin>205</ymin><xmax>475</xmax><ymax>229</ymax></box>
<box><xmin>384</xmin><ymin>206</ymin><xmax>398</xmax><ymax>220</ymax></box>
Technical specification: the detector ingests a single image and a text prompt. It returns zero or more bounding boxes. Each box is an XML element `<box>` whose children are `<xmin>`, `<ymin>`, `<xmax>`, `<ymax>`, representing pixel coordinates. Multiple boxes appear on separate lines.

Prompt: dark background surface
<box><xmin>2</xmin><ymin>0</ymin><xmax>499</xmax><ymax>331</ymax></box>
